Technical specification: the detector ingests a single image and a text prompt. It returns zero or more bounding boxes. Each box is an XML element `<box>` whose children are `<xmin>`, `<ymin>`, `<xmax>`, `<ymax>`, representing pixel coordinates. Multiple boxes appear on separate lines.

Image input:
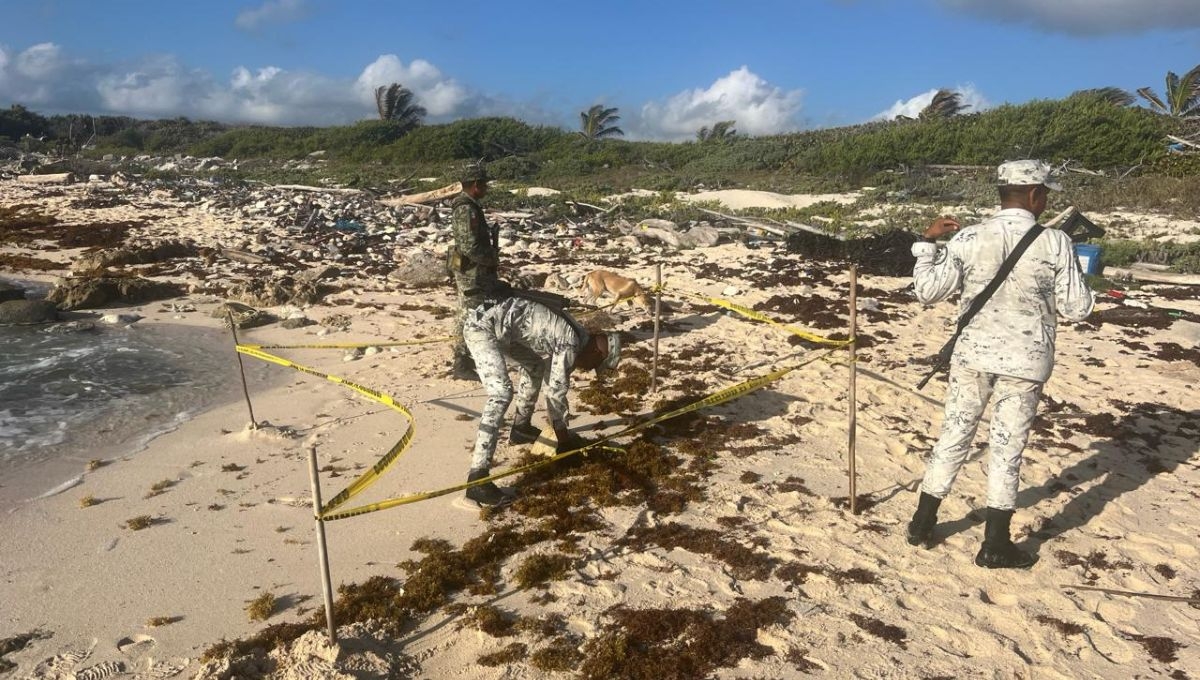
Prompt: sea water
<box><xmin>0</xmin><ymin>322</ymin><xmax>242</xmax><ymax>468</ymax></box>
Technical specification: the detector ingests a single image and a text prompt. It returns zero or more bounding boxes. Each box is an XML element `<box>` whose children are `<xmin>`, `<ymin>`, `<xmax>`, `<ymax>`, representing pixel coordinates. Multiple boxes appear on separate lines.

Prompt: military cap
<box><xmin>997</xmin><ymin>160</ymin><xmax>1062</xmax><ymax>190</ymax></box>
<box><xmin>459</xmin><ymin>161</ymin><xmax>489</xmax><ymax>184</ymax></box>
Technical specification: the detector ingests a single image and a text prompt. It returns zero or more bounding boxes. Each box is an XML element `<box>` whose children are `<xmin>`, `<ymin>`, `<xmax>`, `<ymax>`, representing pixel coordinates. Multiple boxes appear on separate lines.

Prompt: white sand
<box><xmin>2</xmin><ymin>179</ymin><xmax>1199</xmax><ymax>678</ymax></box>
<box><xmin>679</xmin><ymin>189</ymin><xmax>862</xmax><ymax>211</ymax></box>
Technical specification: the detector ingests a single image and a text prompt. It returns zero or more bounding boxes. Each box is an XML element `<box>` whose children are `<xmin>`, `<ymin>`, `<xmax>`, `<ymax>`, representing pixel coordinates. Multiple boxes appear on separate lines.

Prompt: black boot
<box><xmin>975</xmin><ymin>508</ymin><xmax>1037</xmax><ymax>569</ymax></box>
<box><xmin>451</xmin><ymin>352</ymin><xmax>480</xmax><ymax>382</ymax></box>
<box><xmin>906</xmin><ymin>492</ymin><xmax>942</xmax><ymax>547</ymax></box>
<box><xmin>509</xmin><ymin>420</ymin><xmax>541</xmax><ymax>445</ymax></box>
<box><xmin>465</xmin><ymin>468</ymin><xmax>510</xmax><ymax>507</ymax></box>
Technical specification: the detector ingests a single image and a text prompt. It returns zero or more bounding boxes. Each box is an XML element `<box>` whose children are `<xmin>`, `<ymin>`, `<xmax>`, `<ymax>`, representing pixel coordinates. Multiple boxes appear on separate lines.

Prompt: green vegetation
<box><xmin>5</xmin><ymin>93</ymin><xmax>1184</xmax><ymax>194</ymax></box>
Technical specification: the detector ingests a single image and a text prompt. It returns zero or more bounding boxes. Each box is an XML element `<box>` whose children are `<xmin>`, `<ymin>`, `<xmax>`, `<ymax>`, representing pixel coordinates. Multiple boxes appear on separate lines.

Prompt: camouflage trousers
<box><xmin>920</xmin><ymin>365</ymin><xmax>1043</xmax><ymax>511</ymax></box>
<box><xmin>462</xmin><ymin>316</ymin><xmax>546</xmax><ymax>472</ymax></box>
<box><xmin>453</xmin><ymin>289</ymin><xmax>485</xmax><ymax>360</ymax></box>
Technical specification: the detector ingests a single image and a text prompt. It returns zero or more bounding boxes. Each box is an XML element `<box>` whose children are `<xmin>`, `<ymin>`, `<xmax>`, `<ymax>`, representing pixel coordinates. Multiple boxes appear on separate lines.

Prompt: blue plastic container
<box><xmin>1074</xmin><ymin>244</ymin><xmax>1103</xmax><ymax>275</ymax></box>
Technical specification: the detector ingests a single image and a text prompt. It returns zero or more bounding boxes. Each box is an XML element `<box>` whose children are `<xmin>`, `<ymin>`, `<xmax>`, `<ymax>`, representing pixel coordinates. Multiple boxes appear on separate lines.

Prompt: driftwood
<box><xmin>567</xmin><ymin>200</ymin><xmax>616</xmax><ymax>215</ymax></box>
<box><xmin>18</xmin><ymin>173</ymin><xmax>74</xmax><ymax>185</ymax></box>
<box><xmin>220</xmin><ymin>248</ymin><xmax>271</xmax><ymax>265</ymax></box>
<box><xmin>271</xmin><ymin>184</ymin><xmax>363</xmax><ymax>195</ymax></box>
<box><xmin>696</xmin><ymin>207</ymin><xmax>790</xmax><ymax>238</ymax></box>
<box><xmin>379</xmin><ymin>183</ymin><xmax>459</xmax><ymax>207</ymax></box>
<box><xmin>1102</xmin><ymin>265</ymin><xmax>1200</xmax><ymax>286</ymax></box>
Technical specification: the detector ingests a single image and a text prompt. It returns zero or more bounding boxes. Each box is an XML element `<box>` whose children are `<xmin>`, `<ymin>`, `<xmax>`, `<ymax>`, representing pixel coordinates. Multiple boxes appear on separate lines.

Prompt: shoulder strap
<box><xmin>952</xmin><ymin>224</ymin><xmax>1045</xmax><ymax>335</ymax></box>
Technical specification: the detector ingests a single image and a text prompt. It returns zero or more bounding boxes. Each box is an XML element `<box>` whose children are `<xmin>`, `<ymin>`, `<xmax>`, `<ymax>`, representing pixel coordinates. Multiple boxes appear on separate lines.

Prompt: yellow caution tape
<box><xmin>240</xmin><ymin>336</ymin><xmax>453</xmax><ymax>351</ymax></box>
<box><xmin>667</xmin><ymin>288</ymin><xmax>852</xmax><ymax>348</ymax></box>
<box><xmin>235</xmin><ymin>345</ymin><xmax>418</xmax><ymax>517</ymax></box>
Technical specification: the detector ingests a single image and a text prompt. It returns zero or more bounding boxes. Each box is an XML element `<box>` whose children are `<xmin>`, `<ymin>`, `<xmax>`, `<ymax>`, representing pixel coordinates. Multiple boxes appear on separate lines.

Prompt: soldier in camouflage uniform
<box><xmin>906</xmin><ymin>160</ymin><xmax>1094</xmax><ymax>569</ymax></box>
<box><xmin>460</xmin><ymin>296</ymin><xmax>621</xmax><ymax>506</ymax></box>
<box><xmin>448</xmin><ymin>161</ymin><xmax>505</xmax><ymax>381</ymax></box>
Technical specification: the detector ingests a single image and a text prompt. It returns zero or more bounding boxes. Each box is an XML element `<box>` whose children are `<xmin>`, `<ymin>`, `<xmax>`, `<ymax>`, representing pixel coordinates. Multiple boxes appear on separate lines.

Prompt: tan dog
<box><xmin>580</xmin><ymin>269</ymin><xmax>653</xmax><ymax>312</ymax></box>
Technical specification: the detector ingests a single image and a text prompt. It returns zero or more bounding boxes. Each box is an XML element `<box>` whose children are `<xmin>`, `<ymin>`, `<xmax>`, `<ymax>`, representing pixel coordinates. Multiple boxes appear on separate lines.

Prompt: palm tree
<box><xmin>374</xmin><ymin>84</ymin><xmax>427</xmax><ymax>130</ymax></box>
<box><xmin>918</xmin><ymin>89</ymin><xmax>969</xmax><ymax>121</ymax></box>
<box><xmin>696</xmin><ymin>120</ymin><xmax>737</xmax><ymax>142</ymax></box>
<box><xmin>1070</xmin><ymin>87</ymin><xmax>1136</xmax><ymax>107</ymax></box>
<box><xmin>1137</xmin><ymin>64</ymin><xmax>1200</xmax><ymax>118</ymax></box>
<box><xmin>578</xmin><ymin>104</ymin><xmax>624</xmax><ymax>140</ymax></box>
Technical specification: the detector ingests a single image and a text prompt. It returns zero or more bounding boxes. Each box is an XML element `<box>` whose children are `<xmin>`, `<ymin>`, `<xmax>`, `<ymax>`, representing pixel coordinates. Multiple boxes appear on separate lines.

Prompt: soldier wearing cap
<box><xmin>905</xmin><ymin>160</ymin><xmax>1094</xmax><ymax>569</ymax></box>
<box><xmin>448</xmin><ymin>161</ymin><xmax>505</xmax><ymax>381</ymax></box>
<box><xmin>460</xmin><ymin>296</ymin><xmax>620</xmax><ymax>507</ymax></box>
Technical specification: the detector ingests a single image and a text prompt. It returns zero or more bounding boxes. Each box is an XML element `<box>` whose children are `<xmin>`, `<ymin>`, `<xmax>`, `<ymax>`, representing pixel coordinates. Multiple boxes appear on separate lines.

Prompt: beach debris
<box><xmin>786</xmin><ymin>229</ymin><xmax>920</xmax><ymax>277</ymax></box>
<box><xmin>17</xmin><ymin>172</ymin><xmax>75</xmax><ymax>185</ymax></box>
<box><xmin>0</xmin><ymin>299</ymin><xmax>59</xmax><ymax>324</ymax></box>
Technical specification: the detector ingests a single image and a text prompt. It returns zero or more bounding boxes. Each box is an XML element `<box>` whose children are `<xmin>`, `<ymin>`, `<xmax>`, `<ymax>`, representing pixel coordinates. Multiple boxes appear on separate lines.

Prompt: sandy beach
<box><xmin>2</xmin><ymin>177</ymin><xmax>1199</xmax><ymax>679</ymax></box>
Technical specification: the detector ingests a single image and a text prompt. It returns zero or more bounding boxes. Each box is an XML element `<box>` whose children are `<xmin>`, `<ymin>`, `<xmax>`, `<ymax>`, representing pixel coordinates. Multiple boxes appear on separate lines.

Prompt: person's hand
<box><xmin>923</xmin><ymin>216</ymin><xmax>960</xmax><ymax>241</ymax></box>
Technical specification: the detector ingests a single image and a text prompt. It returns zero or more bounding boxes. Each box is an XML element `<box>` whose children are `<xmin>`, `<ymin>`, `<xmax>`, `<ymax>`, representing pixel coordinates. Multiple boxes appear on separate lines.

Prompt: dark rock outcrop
<box><xmin>0</xmin><ymin>299</ymin><xmax>59</xmax><ymax>324</ymax></box>
<box><xmin>47</xmin><ymin>276</ymin><xmax>186</xmax><ymax>310</ymax></box>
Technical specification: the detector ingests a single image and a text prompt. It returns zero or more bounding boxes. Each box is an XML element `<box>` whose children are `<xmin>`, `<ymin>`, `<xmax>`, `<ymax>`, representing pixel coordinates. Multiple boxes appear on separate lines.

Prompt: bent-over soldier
<box><xmin>461</xmin><ymin>296</ymin><xmax>620</xmax><ymax>507</ymax></box>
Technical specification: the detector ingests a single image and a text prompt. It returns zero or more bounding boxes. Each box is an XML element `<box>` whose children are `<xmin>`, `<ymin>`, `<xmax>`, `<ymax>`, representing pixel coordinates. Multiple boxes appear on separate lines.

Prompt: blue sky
<box><xmin>1</xmin><ymin>0</ymin><xmax>1198</xmax><ymax>138</ymax></box>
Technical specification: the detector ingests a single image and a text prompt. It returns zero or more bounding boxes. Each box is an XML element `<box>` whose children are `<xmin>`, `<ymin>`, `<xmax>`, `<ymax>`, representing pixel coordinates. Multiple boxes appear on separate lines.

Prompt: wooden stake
<box><xmin>650</xmin><ymin>263</ymin><xmax>663</xmax><ymax>394</ymax></box>
<box><xmin>848</xmin><ymin>266</ymin><xmax>859</xmax><ymax>515</ymax></box>
<box><xmin>1062</xmin><ymin>583</ymin><xmax>1200</xmax><ymax>604</ymax></box>
<box><xmin>307</xmin><ymin>446</ymin><xmax>338</xmax><ymax>644</ymax></box>
<box><xmin>227</xmin><ymin>311</ymin><xmax>258</xmax><ymax>430</ymax></box>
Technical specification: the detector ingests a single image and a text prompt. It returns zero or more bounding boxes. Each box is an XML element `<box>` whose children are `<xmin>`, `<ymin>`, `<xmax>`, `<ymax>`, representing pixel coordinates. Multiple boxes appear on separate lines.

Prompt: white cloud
<box><xmin>637</xmin><ymin>67</ymin><xmax>803</xmax><ymax>140</ymax></box>
<box><xmin>354</xmin><ymin>55</ymin><xmax>469</xmax><ymax>117</ymax></box>
<box><xmin>939</xmin><ymin>0</ymin><xmax>1200</xmax><ymax>34</ymax></box>
<box><xmin>874</xmin><ymin>84</ymin><xmax>990</xmax><ymax>121</ymax></box>
<box><xmin>235</xmin><ymin>0</ymin><xmax>310</xmax><ymax>31</ymax></box>
<box><xmin>0</xmin><ymin>43</ymin><xmax>478</xmax><ymax>125</ymax></box>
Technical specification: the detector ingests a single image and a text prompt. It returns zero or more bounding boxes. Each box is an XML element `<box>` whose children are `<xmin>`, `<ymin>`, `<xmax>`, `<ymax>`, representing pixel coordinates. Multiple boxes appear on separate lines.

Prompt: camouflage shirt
<box><xmin>450</xmin><ymin>192</ymin><xmax>501</xmax><ymax>296</ymax></box>
<box><xmin>468</xmin><ymin>296</ymin><xmax>588</xmax><ymax>428</ymax></box>
<box><xmin>911</xmin><ymin>208</ymin><xmax>1094</xmax><ymax>382</ymax></box>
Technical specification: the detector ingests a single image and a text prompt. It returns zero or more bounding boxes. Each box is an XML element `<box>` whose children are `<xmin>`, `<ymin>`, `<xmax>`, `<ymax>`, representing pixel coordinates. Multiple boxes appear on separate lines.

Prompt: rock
<box><xmin>388</xmin><ymin>248</ymin><xmax>448</xmax><ymax>289</ymax></box>
<box><xmin>0</xmin><ymin>281</ymin><xmax>26</xmax><ymax>303</ymax></box>
<box><xmin>722</xmin><ymin>285</ymin><xmax>741</xmax><ymax>297</ymax></box>
<box><xmin>0</xmin><ymin>300</ymin><xmax>59</xmax><ymax>324</ymax></box>
<box><xmin>43</xmin><ymin>320</ymin><xmax>96</xmax><ymax>334</ymax></box>
<box><xmin>212</xmin><ymin>302</ymin><xmax>275</xmax><ymax>329</ymax></box>
<box><xmin>280</xmin><ymin>317</ymin><xmax>315</xmax><ymax>329</ymax></box>
<box><xmin>857</xmin><ymin>297</ymin><xmax>880</xmax><ymax>312</ymax></box>
<box><xmin>681</xmin><ymin>225</ymin><xmax>722</xmax><ymax>248</ymax></box>
<box><xmin>47</xmin><ymin>276</ymin><xmax>186</xmax><ymax>310</ymax></box>
<box><xmin>637</xmin><ymin>219</ymin><xmax>679</xmax><ymax>232</ymax></box>
<box><xmin>100</xmin><ymin>313</ymin><xmax>144</xmax><ymax>325</ymax></box>
<box><xmin>636</xmin><ymin>227</ymin><xmax>682</xmax><ymax>250</ymax></box>
<box><xmin>71</xmin><ymin>241</ymin><xmax>199</xmax><ymax>272</ymax></box>
<box><xmin>228</xmin><ymin>274</ymin><xmax>326</xmax><ymax>307</ymax></box>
